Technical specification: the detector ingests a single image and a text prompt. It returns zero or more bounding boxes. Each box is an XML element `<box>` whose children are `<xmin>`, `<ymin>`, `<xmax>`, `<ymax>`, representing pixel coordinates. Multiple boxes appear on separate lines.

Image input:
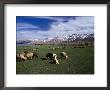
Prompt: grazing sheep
<box><xmin>24</xmin><ymin>52</ymin><xmax>34</xmax><ymax>60</ymax></box>
<box><xmin>52</xmin><ymin>47</ymin><xmax>55</xmax><ymax>50</ymax></box>
<box><xmin>16</xmin><ymin>52</ymin><xmax>27</xmax><ymax>61</ymax></box>
<box><xmin>19</xmin><ymin>53</ymin><xmax>27</xmax><ymax>61</ymax></box>
<box><xmin>60</xmin><ymin>52</ymin><xmax>68</xmax><ymax>59</ymax></box>
<box><xmin>46</xmin><ymin>53</ymin><xmax>59</xmax><ymax>64</ymax></box>
<box><xmin>24</xmin><ymin>49</ymin><xmax>38</xmax><ymax>60</ymax></box>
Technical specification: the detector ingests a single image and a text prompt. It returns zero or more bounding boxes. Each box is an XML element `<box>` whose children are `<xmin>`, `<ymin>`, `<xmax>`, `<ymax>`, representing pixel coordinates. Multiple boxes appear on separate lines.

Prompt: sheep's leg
<box><xmin>55</xmin><ymin>60</ymin><xmax>59</xmax><ymax>64</ymax></box>
<box><xmin>56</xmin><ymin>61</ymin><xmax>59</xmax><ymax>64</ymax></box>
<box><xmin>66</xmin><ymin>56</ymin><xmax>68</xmax><ymax>59</ymax></box>
<box><xmin>57</xmin><ymin>63</ymin><xmax>59</xmax><ymax>64</ymax></box>
<box><xmin>21</xmin><ymin>58</ymin><xmax>22</xmax><ymax>61</ymax></box>
<box><xmin>27</xmin><ymin>57</ymin><xmax>29</xmax><ymax>60</ymax></box>
<box><xmin>24</xmin><ymin>57</ymin><xmax>27</xmax><ymax>61</ymax></box>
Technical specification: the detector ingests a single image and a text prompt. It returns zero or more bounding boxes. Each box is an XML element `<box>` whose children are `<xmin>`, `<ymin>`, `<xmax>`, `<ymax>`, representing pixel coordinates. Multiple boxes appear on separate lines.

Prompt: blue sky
<box><xmin>16</xmin><ymin>16</ymin><xmax>94</xmax><ymax>40</ymax></box>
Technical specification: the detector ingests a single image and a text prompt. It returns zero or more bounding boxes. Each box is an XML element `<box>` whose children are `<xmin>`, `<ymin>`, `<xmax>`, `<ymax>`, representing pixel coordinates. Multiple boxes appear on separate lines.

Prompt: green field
<box><xmin>16</xmin><ymin>45</ymin><xmax>94</xmax><ymax>74</ymax></box>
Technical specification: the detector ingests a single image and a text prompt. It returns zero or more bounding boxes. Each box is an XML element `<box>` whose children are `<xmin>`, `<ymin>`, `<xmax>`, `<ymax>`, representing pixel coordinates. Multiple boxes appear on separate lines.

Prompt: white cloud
<box><xmin>17</xmin><ymin>16</ymin><xmax>94</xmax><ymax>40</ymax></box>
<box><xmin>50</xmin><ymin>16</ymin><xmax>94</xmax><ymax>31</ymax></box>
<box><xmin>39</xmin><ymin>16</ymin><xmax>94</xmax><ymax>38</ymax></box>
<box><xmin>17</xmin><ymin>23</ymin><xmax>39</xmax><ymax>30</ymax></box>
<box><xmin>33</xmin><ymin>16</ymin><xmax>66</xmax><ymax>22</ymax></box>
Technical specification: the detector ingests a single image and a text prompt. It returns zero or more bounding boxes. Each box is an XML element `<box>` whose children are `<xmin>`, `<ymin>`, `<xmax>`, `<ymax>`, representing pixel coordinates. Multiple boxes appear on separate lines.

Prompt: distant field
<box><xmin>16</xmin><ymin>45</ymin><xmax>94</xmax><ymax>74</ymax></box>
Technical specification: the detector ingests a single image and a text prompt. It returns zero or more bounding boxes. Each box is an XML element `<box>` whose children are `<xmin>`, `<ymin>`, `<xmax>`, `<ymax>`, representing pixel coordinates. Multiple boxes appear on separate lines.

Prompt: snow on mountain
<box><xmin>16</xmin><ymin>33</ymin><xmax>94</xmax><ymax>45</ymax></box>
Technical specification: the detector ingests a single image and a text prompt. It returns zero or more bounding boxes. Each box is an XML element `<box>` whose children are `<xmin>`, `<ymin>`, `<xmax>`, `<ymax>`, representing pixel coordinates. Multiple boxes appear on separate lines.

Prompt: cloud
<box><xmin>17</xmin><ymin>23</ymin><xmax>39</xmax><ymax>30</ymax></box>
<box><xmin>17</xmin><ymin>16</ymin><xmax>94</xmax><ymax>40</ymax></box>
<box><xmin>49</xmin><ymin>16</ymin><xmax>94</xmax><ymax>32</ymax></box>
<box><xmin>38</xmin><ymin>16</ymin><xmax>94</xmax><ymax>38</ymax></box>
<box><xmin>32</xmin><ymin>16</ymin><xmax>68</xmax><ymax>22</ymax></box>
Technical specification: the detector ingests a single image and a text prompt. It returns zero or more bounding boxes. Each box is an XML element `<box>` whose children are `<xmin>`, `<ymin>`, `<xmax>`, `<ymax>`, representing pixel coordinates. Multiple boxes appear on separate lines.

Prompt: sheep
<box><xmin>24</xmin><ymin>52</ymin><xmax>34</xmax><ymax>60</ymax></box>
<box><xmin>60</xmin><ymin>52</ymin><xmax>68</xmax><ymax>59</ymax></box>
<box><xmin>52</xmin><ymin>47</ymin><xmax>55</xmax><ymax>50</ymax></box>
<box><xmin>16</xmin><ymin>52</ymin><xmax>27</xmax><ymax>61</ymax></box>
<box><xmin>46</xmin><ymin>53</ymin><xmax>59</xmax><ymax>64</ymax></box>
<box><xmin>52</xmin><ymin>47</ymin><xmax>60</xmax><ymax>50</ymax></box>
<box><xmin>19</xmin><ymin>53</ymin><xmax>27</xmax><ymax>61</ymax></box>
<box><xmin>24</xmin><ymin>49</ymin><xmax>38</xmax><ymax>60</ymax></box>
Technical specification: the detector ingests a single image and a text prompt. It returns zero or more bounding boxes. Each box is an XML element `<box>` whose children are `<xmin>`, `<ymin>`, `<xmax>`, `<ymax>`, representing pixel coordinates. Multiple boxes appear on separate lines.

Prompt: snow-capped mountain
<box><xmin>16</xmin><ymin>33</ymin><xmax>94</xmax><ymax>45</ymax></box>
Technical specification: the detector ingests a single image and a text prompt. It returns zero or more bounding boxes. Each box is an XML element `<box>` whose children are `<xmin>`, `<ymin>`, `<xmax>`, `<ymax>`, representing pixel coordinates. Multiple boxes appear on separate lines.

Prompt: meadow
<box><xmin>16</xmin><ymin>45</ymin><xmax>94</xmax><ymax>74</ymax></box>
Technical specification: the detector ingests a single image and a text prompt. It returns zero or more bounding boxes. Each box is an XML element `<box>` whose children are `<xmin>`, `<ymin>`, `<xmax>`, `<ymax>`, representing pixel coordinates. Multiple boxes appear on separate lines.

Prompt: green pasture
<box><xmin>16</xmin><ymin>45</ymin><xmax>94</xmax><ymax>74</ymax></box>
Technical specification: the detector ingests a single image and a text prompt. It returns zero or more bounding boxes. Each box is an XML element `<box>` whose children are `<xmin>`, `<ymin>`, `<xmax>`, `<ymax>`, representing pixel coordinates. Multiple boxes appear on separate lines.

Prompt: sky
<box><xmin>16</xmin><ymin>16</ymin><xmax>94</xmax><ymax>40</ymax></box>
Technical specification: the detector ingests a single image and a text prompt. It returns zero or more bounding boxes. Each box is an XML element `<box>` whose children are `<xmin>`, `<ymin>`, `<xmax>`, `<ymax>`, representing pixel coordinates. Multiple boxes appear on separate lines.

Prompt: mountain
<box><xmin>16</xmin><ymin>33</ymin><xmax>94</xmax><ymax>45</ymax></box>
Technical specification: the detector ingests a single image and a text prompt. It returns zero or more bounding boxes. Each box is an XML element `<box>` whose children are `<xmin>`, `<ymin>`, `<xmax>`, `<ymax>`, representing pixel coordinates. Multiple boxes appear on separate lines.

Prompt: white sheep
<box><xmin>16</xmin><ymin>52</ymin><xmax>27</xmax><ymax>61</ymax></box>
<box><xmin>25</xmin><ymin>52</ymin><xmax>34</xmax><ymax>60</ymax></box>
<box><xmin>60</xmin><ymin>52</ymin><xmax>68</xmax><ymax>59</ymax></box>
<box><xmin>52</xmin><ymin>47</ymin><xmax>55</xmax><ymax>50</ymax></box>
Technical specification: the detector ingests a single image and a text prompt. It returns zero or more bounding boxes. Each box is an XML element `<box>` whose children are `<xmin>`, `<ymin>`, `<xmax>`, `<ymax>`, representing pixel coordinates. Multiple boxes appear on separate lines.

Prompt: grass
<box><xmin>16</xmin><ymin>45</ymin><xmax>94</xmax><ymax>74</ymax></box>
